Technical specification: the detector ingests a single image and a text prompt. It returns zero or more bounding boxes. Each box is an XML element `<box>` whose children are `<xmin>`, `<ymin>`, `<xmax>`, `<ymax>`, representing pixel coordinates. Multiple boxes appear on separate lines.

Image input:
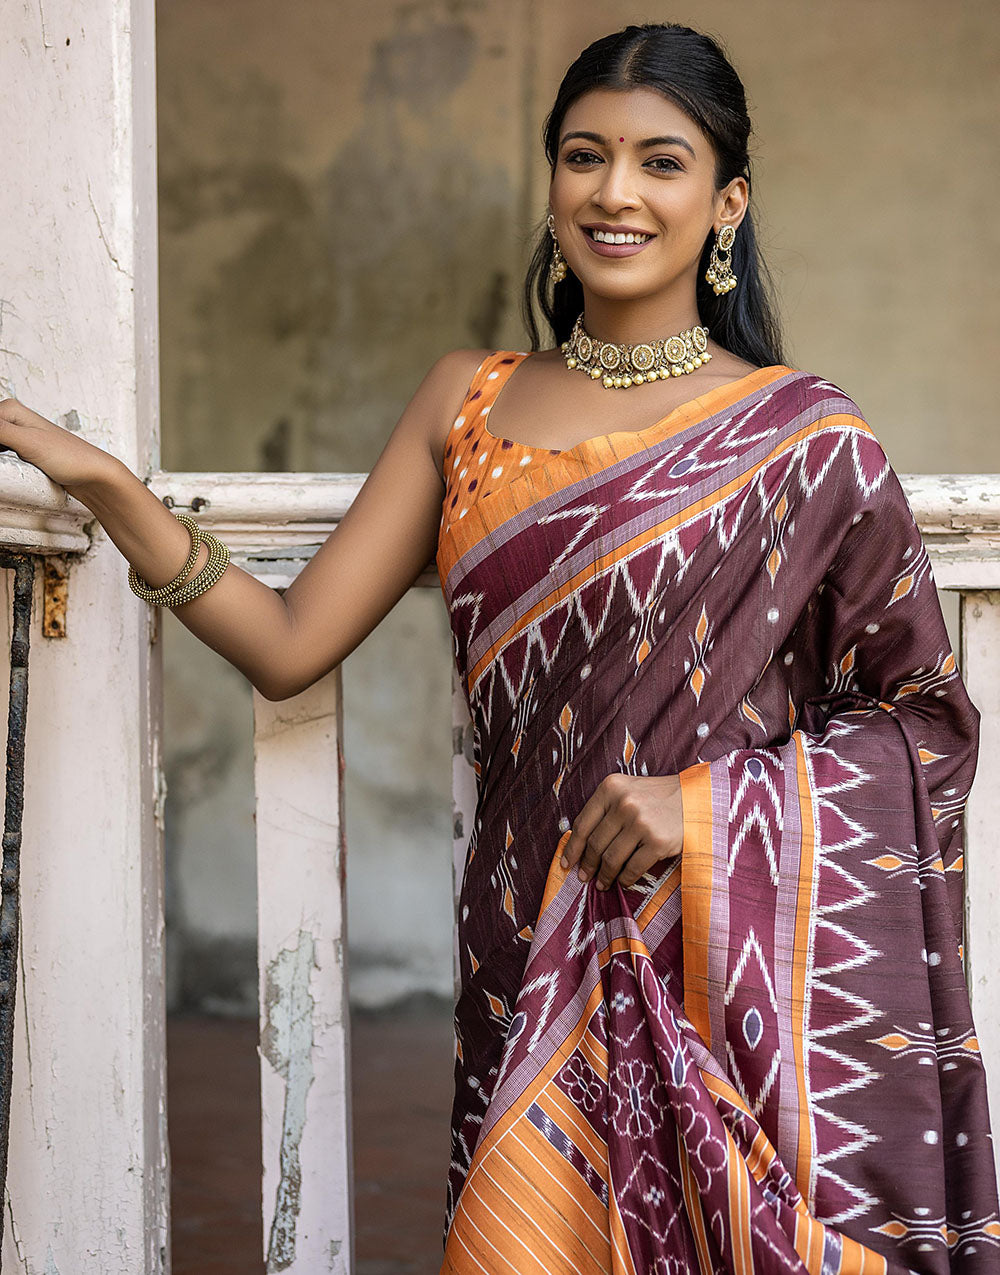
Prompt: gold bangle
<box><xmin>128</xmin><ymin>513</ymin><xmax>203</xmax><ymax>603</ymax></box>
<box><xmin>163</xmin><ymin>533</ymin><xmax>230</xmax><ymax>608</ymax></box>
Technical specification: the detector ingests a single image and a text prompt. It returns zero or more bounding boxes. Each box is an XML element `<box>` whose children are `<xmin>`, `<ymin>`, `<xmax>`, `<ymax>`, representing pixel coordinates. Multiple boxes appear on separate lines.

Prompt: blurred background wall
<box><xmin>155</xmin><ymin>0</ymin><xmax>1000</xmax><ymax>1015</ymax></box>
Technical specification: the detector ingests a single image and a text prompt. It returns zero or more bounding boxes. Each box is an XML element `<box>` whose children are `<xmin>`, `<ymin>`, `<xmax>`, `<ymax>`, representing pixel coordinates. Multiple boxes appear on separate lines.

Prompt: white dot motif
<box><xmin>865</xmin><ymin>623</ymin><xmax>880</xmax><ymax>633</ymax></box>
<box><xmin>957</xmin><ymin>1132</ymin><xmax>969</xmax><ymax>1146</ymax></box>
<box><xmin>492</xmin><ymin>466</ymin><xmax>503</xmax><ymax>478</ymax></box>
<box><xmin>697</xmin><ymin>723</ymin><xmax>710</xmax><ymax>738</ymax></box>
<box><xmin>487</xmin><ymin>371</ymin><xmax>499</xmax><ymax>380</ymax></box>
<box><xmin>767</xmin><ymin>608</ymin><xmax>779</xmax><ymax>622</ymax></box>
<box><xmin>923</xmin><ymin>1130</ymin><xmax>939</xmax><ymax>1145</ymax></box>
<box><xmin>519</xmin><ymin>455</ymin><xmax>532</xmax><ymax>466</ymax></box>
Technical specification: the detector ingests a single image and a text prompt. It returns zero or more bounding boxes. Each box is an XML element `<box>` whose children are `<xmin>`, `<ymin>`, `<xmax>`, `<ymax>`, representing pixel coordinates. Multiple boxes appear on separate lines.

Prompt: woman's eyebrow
<box><xmin>560</xmin><ymin>130</ymin><xmax>696</xmax><ymax>158</ymax></box>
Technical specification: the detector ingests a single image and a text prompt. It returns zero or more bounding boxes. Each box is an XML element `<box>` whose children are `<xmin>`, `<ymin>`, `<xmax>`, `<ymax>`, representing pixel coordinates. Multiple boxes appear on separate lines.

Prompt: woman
<box><xmin>1</xmin><ymin>19</ymin><xmax>996</xmax><ymax>1274</ymax></box>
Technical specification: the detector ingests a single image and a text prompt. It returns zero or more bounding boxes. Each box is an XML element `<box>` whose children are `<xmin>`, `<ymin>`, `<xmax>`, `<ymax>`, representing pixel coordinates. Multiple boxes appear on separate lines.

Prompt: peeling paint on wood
<box><xmin>261</xmin><ymin>930</ymin><xmax>317</xmax><ymax>1272</ymax></box>
<box><xmin>254</xmin><ymin>675</ymin><xmax>352</xmax><ymax>1272</ymax></box>
<box><xmin>2</xmin><ymin>0</ymin><xmax>169</xmax><ymax>1263</ymax></box>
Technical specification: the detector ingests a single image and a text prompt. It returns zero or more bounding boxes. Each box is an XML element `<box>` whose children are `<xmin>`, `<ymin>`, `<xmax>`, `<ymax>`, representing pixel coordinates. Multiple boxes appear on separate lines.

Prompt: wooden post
<box><xmin>960</xmin><ymin>589</ymin><xmax>1000</xmax><ymax>1174</ymax></box>
<box><xmin>0</xmin><ymin>0</ymin><xmax>168</xmax><ymax>1269</ymax></box>
<box><xmin>253</xmin><ymin>671</ymin><xmax>353</xmax><ymax>1274</ymax></box>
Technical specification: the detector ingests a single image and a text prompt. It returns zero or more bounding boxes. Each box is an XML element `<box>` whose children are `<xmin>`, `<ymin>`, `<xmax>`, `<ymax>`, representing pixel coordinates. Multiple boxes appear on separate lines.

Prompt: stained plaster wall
<box><xmin>156</xmin><ymin>0</ymin><xmax>1000</xmax><ymax>1013</ymax></box>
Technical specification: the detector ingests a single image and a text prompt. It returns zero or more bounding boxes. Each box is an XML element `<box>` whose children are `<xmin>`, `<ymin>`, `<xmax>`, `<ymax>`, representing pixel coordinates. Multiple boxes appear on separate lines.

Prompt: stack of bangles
<box><xmin>127</xmin><ymin>512</ymin><xmax>231</xmax><ymax>607</ymax></box>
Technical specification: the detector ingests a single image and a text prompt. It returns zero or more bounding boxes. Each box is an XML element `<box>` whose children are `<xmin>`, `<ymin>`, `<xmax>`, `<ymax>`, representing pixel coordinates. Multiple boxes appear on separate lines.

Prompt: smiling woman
<box><xmin>0</xmin><ymin>14</ymin><xmax>997</xmax><ymax>1275</ymax></box>
<box><xmin>435</xmin><ymin>20</ymin><xmax>1000</xmax><ymax>1275</ymax></box>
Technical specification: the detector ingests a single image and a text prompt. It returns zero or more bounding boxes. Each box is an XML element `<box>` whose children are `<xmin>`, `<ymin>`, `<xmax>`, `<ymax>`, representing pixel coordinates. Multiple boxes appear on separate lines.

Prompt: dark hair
<box><xmin>521</xmin><ymin>23</ymin><xmax>786</xmax><ymax>368</ymax></box>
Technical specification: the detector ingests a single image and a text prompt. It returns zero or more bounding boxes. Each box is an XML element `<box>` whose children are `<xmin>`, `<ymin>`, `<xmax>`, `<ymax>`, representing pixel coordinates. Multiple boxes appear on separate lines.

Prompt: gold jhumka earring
<box><xmin>705</xmin><ymin>224</ymin><xmax>738</xmax><ymax>295</ymax></box>
<box><xmin>547</xmin><ymin>212</ymin><xmax>568</xmax><ymax>285</ymax></box>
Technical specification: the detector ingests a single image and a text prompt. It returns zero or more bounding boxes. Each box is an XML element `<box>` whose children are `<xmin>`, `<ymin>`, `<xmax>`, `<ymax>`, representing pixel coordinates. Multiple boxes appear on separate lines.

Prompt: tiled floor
<box><xmin>167</xmin><ymin>998</ymin><xmax>454</xmax><ymax>1275</ymax></box>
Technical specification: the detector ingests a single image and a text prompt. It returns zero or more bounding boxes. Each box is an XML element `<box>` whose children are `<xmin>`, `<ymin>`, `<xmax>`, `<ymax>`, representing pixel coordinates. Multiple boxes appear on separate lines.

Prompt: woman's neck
<box><xmin>581</xmin><ymin>291</ymin><xmax>703</xmax><ymax>346</ymax></box>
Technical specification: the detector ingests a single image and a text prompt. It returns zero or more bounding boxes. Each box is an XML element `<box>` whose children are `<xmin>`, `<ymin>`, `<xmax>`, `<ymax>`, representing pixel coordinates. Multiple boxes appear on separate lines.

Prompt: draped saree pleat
<box><xmin>434</xmin><ymin>352</ymin><xmax>1000</xmax><ymax>1274</ymax></box>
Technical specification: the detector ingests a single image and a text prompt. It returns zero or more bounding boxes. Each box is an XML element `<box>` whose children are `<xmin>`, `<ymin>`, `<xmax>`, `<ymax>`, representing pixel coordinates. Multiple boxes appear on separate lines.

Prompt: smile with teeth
<box><xmin>587</xmin><ymin>229</ymin><xmax>653</xmax><ymax>244</ymax></box>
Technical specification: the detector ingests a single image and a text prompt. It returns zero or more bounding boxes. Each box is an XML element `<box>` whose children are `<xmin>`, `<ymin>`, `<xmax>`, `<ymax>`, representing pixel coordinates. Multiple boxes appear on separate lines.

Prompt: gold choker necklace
<box><xmin>561</xmin><ymin>313</ymin><xmax>711</xmax><ymax>389</ymax></box>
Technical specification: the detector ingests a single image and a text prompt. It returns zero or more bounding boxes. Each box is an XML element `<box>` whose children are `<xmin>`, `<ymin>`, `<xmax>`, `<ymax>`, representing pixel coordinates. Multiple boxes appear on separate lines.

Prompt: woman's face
<box><xmin>548</xmin><ymin>86</ymin><xmax>746</xmax><ymax>307</ymax></box>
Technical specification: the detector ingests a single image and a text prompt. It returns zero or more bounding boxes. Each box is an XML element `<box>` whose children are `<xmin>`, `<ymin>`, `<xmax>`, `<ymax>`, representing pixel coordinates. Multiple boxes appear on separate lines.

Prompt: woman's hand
<box><xmin>0</xmin><ymin>398</ymin><xmax>120</xmax><ymax>497</ymax></box>
<box><xmin>560</xmin><ymin>772</ymin><xmax>683</xmax><ymax>890</ymax></box>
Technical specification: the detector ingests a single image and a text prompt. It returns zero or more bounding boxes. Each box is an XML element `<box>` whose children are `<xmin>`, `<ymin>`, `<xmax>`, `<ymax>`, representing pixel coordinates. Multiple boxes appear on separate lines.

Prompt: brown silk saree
<box><xmin>434</xmin><ymin>354</ymin><xmax>1000</xmax><ymax>1273</ymax></box>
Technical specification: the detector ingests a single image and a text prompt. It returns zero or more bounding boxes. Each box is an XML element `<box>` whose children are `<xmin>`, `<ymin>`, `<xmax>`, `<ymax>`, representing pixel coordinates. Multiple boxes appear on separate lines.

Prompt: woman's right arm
<box><xmin>0</xmin><ymin>347</ymin><xmax>488</xmax><ymax>701</ymax></box>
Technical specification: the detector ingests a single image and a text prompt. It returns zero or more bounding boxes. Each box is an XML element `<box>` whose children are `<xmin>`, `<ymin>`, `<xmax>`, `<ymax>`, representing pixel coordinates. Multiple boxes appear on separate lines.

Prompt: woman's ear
<box><xmin>714</xmin><ymin>175</ymin><xmax>749</xmax><ymax>234</ymax></box>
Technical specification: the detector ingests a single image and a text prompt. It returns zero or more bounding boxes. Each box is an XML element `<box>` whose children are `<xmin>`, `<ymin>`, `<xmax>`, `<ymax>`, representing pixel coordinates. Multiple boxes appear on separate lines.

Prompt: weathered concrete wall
<box><xmin>156</xmin><ymin>0</ymin><xmax>1000</xmax><ymax>1013</ymax></box>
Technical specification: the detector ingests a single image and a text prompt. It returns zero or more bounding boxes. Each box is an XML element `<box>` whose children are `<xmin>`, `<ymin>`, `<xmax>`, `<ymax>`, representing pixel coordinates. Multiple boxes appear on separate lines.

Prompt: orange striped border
<box><xmin>679</xmin><ymin>760</ymin><xmax>716</xmax><ymax>1050</ymax></box>
<box><xmin>791</xmin><ymin>732</ymin><xmax>818</xmax><ymax>1199</ymax></box>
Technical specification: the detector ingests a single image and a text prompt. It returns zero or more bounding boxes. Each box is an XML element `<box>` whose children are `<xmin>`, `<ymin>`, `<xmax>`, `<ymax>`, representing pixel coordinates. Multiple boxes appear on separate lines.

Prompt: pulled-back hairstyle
<box><xmin>522</xmin><ymin>23</ymin><xmax>786</xmax><ymax>368</ymax></box>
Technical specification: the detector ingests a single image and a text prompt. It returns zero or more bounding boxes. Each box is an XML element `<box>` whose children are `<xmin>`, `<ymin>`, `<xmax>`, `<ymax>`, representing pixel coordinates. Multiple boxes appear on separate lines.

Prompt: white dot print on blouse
<box><xmin>487</xmin><ymin>371</ymin><xmax>499</xmax><ymax>380</ymax></box>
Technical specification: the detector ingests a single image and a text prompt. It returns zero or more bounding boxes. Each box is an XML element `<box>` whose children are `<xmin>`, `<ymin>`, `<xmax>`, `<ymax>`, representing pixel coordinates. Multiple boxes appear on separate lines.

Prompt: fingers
<box><xmin>590</xmin><ymin>827</ymin><xmax>638</xmax><ymax>890</ymax></box>
<box><xmin>561</xmin><ymin>772</ymin><xmax>683</xmax><ymax>892</ymax></box>
<box><xmin>0</xmin><ymin>398</ymin><xmax>28</xmax><ymax>427</ymax></box>
<box><xmin>0</xmin><ymin>398</ymin><xmax>36</xmax><ymax>456</ymax></box>
<box><xmin>617</xmin><ymin>845</ymin><xmax>676</xmax><ymax>890</ymax></box>
<box><xmin>560</xmin><ymin>773</ymin><xmax>627</xmax><ymax>871</ymax></box>
<box><xmin>0</xmin><ymin>399</ymin><xmax>22</xmax><ymax>447</ymax></box>
<box><xmin>576</xmin><ymin>821</ymin><xmax>624</xmax><ymax>885</ymax></box>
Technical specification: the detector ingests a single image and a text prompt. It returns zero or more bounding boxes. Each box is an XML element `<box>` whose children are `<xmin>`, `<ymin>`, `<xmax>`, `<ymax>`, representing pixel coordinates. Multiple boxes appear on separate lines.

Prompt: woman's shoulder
<box><xmin>431</xmin><ymin>346</ymin><xmax>532</xmax><ymax>386</ymax></box>
<box><xmin>420</xmin><ymin>348</ymin><xmax>522</xmax><ymax>476</ymax></box>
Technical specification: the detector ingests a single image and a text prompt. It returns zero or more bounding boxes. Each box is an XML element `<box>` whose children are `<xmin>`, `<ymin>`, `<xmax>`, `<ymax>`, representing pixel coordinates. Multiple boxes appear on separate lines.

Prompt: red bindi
<box><xmin>619</xmin><ymin>137</ymin><xmax>624</xmax><ymax>142</ymax></box>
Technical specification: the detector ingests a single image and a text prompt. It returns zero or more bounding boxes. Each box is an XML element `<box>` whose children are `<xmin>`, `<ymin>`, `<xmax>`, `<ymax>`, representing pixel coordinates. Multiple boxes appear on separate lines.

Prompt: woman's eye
<box><xmin>563</xmin><ymin>152</ymin><xmax>682</xmax><ymax>173</ymax></box>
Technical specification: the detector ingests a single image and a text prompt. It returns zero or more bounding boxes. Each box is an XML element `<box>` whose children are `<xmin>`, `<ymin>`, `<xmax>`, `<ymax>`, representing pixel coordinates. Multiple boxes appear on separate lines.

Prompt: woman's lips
<box><xmin>582</xmin><ymin>231</ymin><xmax>655</xmax><ymax>259</ymax></box>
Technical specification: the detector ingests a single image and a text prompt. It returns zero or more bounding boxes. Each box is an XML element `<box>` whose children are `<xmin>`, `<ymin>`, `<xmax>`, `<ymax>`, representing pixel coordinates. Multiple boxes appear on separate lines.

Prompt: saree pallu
<box><xmin>435</xmin><ymin>354</ymin><xmax>1000</xmax><ymax>1274</ymax></box>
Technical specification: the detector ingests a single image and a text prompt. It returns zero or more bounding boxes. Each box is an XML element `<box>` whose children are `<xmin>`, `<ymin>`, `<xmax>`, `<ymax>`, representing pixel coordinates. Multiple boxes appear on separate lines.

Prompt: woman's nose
<box><xmin>595</xmin><ymin>161</ymin><xmax>641</xmax><ymax>211</ymax></box>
